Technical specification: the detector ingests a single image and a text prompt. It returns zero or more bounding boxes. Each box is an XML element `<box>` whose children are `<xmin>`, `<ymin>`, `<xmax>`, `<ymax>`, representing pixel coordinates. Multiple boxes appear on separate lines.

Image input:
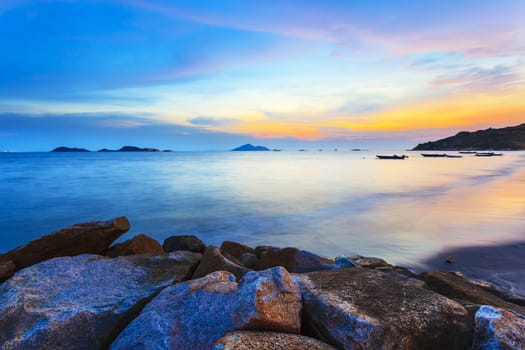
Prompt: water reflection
<box><xmin>0</xmin><ymin>151</ymin><xmax>524</xmax><ymax>274</ymax></box>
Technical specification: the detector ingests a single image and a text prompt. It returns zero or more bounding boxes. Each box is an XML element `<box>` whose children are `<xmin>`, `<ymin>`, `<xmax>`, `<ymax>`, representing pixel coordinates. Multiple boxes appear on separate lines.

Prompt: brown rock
<box><xmin>348</xmin><ymin>255</ymin><xmax>392</xmax><ymax>269</ymax></box>
<box><xmin>193</xmin><ymin>246</ymin><xmax>250</xmax><ymax>280</ymax></box>
<box><xmin>258</xmin><ymin>246</ymin><xmax>337</xmax><ymax>273</ymax></box>
<box><xmin>239</xmin><ymin>252</ymin><xmax>260</xmax><ymax>269</ymax></box>
<box><xmin>105</xmin><ymin>234</ymin><xmax>163</xmax><ymax>257</ymax></box>
<box><xmin>221</xmin><ymin>241</ymin><xmax>255</xmax><ymax>259</ymax></box>
<box><xmin>473</xmin><ymin>305</ymin><xmax>525</xmax><ymax>349</ymax></box>
<box><xmin>111</xmin><ymin>267</ymin><xmax>302</xmax><ymax>349</ymax></box>
<box><xmin>0</xmin><ymin>260</ymin><xmax>16</xmax><ymax>283</ymax></box>
<box><xmin>422</xmin><ymin>271</ymin><xmax>525</xmax><ymax>315</ymax></box>
<box><xmin>214</xmin><ymin>331</ymin><xmax>337</xmax><ymax>350</ymax></box>
<box><xmin>0</xmin><ymin>217</ymin><xmax>130</xmax><ymax>281</ymax></box>
<box><xmin>296</xmin><ymin>268</ymin><xmax>472</xmax><ymax>350</ymax></box>
<box><xmin>162</xmin><ymin>235</ymin><xmax>206</xmax><ymax>253</ymax></box>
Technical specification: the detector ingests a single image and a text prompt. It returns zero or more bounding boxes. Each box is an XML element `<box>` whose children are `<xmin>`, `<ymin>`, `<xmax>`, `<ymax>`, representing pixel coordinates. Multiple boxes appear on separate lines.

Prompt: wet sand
<box><xmin>422</xmin><ymin>241</ymin><xmax>525</xmax><ymax>297</ymax></box>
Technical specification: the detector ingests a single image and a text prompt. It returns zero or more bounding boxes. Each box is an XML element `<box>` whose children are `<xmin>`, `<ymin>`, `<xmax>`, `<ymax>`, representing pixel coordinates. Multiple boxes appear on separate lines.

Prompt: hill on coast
<box><xmin>413</xmin><ymin>123</ymin><xmax>525</xmax><ymax>150</ymax></box>
<box><xmin>231</xmin><ymin>144</ymin><xmax>270</xmax><ymax>151</ymax></box>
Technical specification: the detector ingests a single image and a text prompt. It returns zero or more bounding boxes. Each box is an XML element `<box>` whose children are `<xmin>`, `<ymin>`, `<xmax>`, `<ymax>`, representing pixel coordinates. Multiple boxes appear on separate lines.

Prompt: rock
<box><xmin>0</xmin><ymin>217</ymin><xmax>130</xmax><ymax>282</ymax></box>
<box><xmin>296</xmin><ymin>268</ymin><xmax>472</xmax><ymax>350</ymax></box>
<box><xmin>239</xmin><ymin>252</ymin><xmax>260</xmax><ymax>269</ymax></box>
<box><xmin>221</xmin><ymin>241</ymin><xmax>255</xmax><ymax>259</ymax></box>
<box><xmin>0</xmin><ymin>253</ymin><xmax>198</xmax><ymax>349</ymax></box>
<box><xmin>111</xmin><ymin>267</ymin><xmax>302</xmax><ymax>350</ymax></box>
<box><xmin>422</xmin><ymin>271</ymin><xmax>525</xmax><ymax>315</ymax></box>
<box><xmin>473</xmin><ymin>305</ymin><xmax>525</xmax><ymax>349</ymax></box>
<box><xmin>254</xmin><ymin>245</ymin><xmax>274</xmax><ymax>258</ymax></box>
<box><xmin>193</xmin><ymin>246</ymin><xmax>250</xmax><ymax>280</ymax></box>
<box><xmin>0</xmin><ymin>260</ymin><xmax>16</xmax><ymax>283</ymax></box>
<box><xmin>163</xmin><ymin>234</ymin><xmax>206</xmax><ymax>253</ymax></box>
<box><xmin>214</xmin><ymin>331</ymin><xmax>337</xmax><ymax>350</ymax></box>
<box><xmin>258</xmin><ymin>246</ymin><xmax>343</xmax><ymax>273</ymax></box>
<box><xmin>105</xmin><ymin>234</ymin><xmax>163</xmax><ymax>258</ymax></box>
<box><xmin>348</xmin><ymin>255</ymin><xmax>392</xmax><ymax>269</ymax></box>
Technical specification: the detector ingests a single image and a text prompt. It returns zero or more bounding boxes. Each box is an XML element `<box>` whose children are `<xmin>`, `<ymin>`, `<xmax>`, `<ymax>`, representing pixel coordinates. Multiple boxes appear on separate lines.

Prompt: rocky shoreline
<box><xmin>1</xmin><ymin>217</ymin><xmax>524</xmax><ymax>349</ymax></box>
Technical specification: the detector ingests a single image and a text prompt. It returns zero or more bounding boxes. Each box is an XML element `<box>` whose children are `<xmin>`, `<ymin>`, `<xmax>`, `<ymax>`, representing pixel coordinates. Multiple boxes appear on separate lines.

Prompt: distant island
<box><xmin>231</xmin><ymin>144</ymin><xmax>270</xmax><ymax>151</ymax></box>
<box><xmin>413</xmin><ymin>123</ymin><xmax>525</xmax><ymax>150</ymax></box>
<box><xmin>52</xmin><ymin>146</ymin><xmax>171</xmax><ymax>152</ymax></box>
<box><xmin>51</xmin><ymin>147</ymin><xmax>90</xmax><ymax>152</ymax></box>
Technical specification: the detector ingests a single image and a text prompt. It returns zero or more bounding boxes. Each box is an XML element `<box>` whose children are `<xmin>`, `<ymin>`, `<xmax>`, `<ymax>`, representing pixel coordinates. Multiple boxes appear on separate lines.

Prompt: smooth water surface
<box><xmin>1</xmin><ymin>151</ymin><xmax>525</xmax><ymax>270</ymax></box>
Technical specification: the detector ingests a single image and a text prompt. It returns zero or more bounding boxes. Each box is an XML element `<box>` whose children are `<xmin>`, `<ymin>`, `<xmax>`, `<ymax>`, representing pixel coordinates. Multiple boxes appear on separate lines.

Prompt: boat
<box><xmin>445</xmin><ymin>154</ymin><xmax>463</xmax><ymax>158</ymax></box>
<box><xmin>421</xmin><ymin>153</ymin><xmax>446</xmax><ymax>157</ymax></box>
<box><xmin>476</xmin><ymin>152</ymin><xmax>503</xmax><ymax>157</ymax></box>
<box><xmin>459</xmin><ymin>151</ymin><xmax>476</xmax><ymax>154</ymax></box>
<box><xmin>376</xmin><ymin>155</ymin><xmax>407</xmax><ymax>160</ymax></box>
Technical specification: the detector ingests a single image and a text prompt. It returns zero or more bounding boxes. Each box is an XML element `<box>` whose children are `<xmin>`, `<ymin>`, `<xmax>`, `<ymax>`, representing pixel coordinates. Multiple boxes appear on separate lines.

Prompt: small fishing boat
<box><xmin>421</xmin><ymin>153</ymin><xmax>446</xmax><ymax>157</ymax></box>
<box><xmin>476</xmin><ymin>152</ymin><xmax>503</xmax><ymax>157</ymax></box>
<box><xmin>376</xmin><ymin>155</ymin><xmax>407</xmax><ymax>160</ymax></box>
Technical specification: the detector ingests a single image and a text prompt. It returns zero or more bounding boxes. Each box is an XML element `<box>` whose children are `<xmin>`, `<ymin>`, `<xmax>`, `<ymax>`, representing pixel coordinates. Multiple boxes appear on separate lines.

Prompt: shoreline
<box><xmin>1</xmin><ymin>217</ymin><xmax>525</xmax><ymax>349</ymax></box>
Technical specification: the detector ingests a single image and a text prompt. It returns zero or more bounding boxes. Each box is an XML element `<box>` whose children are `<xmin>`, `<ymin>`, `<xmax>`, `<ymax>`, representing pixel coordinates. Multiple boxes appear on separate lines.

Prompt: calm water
<box><xmin>1</xmin><ymin>151</ymin><xmax>525</xmax><ymax>270</ymax></box>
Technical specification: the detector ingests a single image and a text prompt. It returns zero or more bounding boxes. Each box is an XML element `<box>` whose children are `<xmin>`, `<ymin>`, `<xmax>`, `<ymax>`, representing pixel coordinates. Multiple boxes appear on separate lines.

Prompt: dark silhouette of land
<box><xmin>231</xmin><ymin>144</ymin><xmax>270</xmax><ymax>151</ymax></box>
<box><xmin>52</xmin><ymin>146</ymin><xmax>169</xmax><ymax>152</ymax></box>
<box><xmin>413</xmin><ymin>123</ymin><xmax>525</xmax><ymax>150</ymax></box>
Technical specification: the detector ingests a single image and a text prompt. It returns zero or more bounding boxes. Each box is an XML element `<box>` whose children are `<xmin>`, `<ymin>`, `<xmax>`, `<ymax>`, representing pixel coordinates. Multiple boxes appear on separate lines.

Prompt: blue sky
<box><xmin>1</xmin><ymin>0</ymin><xmax>524</xmax><ymax>151</ymax></box>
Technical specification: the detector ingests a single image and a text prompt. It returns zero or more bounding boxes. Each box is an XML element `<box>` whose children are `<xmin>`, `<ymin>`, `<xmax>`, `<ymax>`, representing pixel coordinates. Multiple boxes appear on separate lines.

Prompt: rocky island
<box><xmin>232</xmin><ymin>144</ymin><xmax>270</xmax><ymax>151</ymax></box>
<box><xmin>1</xmin><ymin>217</ymin><xmax>524</xmax><ymax>349</ymax></box>
<box><xmin>413</xmin><ymin>123</ymin><xmax>525</xmax><ymax>150</ymax></box>
<box><xmin>52</xmin><ymin>146</ymin><xmax>171</xmax><ymax>152</ymax></box>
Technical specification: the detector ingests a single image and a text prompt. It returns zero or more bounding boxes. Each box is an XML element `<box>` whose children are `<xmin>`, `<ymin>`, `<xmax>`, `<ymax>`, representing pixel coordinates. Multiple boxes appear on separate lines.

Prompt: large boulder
<box><xmin>0</xmin><ymin>260</ymin><xmax>16</xmax><ymax>282</ymax></box>
<box><xmin>221</xmin><ymin>241</ymin><xmax>255</xmax><ymax>259</ymax></box>
<box><xmin>193</xmin><ymin>246</ymin><xmax>250</xmax><ymax>280</ymax></box>
<box><xmin>0</xmin><ymin>252</ymin><xmax>198</xmax><ymax>349</ymax></box>
<box><xmin>105</xmin><ymin>234</ymin><xmax>163</xmax><ymax>258</ymax></box>
<box><xmin>214</xmin><ymin>331</ymin><xmax>336</xmax><ymax>350</ymax></box>
<box><xmin>473</xmin><ymin>305</ymin><xmax>525</xmax><ymax>349</ymax></box>
<box><xmin>111</xmin><ymin>267</ymin><xmax>302</xmax><ymax>349</ymax></box>
<box><xmin>295</xmin><ymin>268</ymin><xmax>472</xmax><ymax>350</ymax></box>
<box><xmin>0</xmin><ymin>217</ymin><xmax>130</xmax><ymax>282</ymax></box>
<box><xmin>258</xmin><ymin>246</ymin><xmax>352</xmax><ymax>273</ymax></box>
<box><xmin>162</xmin><ymin>235</ymin><xmax>206</xmax><ymax>253</ymax></box>
<box><xmin>422</xmin><ymin>271</ymin><xmax>525</xmax><ymax>315</ymax></box>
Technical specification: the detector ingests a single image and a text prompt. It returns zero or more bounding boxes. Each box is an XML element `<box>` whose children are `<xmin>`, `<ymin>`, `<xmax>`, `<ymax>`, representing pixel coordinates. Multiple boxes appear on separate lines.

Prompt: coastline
<box><xmin>1</xmin><ymin>217</ymin><xmax>525</xmax><ymax>349</ymax></box>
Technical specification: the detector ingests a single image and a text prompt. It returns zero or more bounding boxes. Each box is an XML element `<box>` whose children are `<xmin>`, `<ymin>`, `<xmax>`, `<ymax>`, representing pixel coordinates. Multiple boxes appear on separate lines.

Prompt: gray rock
<box><xmin>163</xmin><ymin>235</ymin><xmax>206</xmax><ymax>253</ymax></box>
<box><xmin>0</xmin><ymin>253</ymin><xmax>197</xmax><ymax>349</ymax></box>
<box><xmin>214</xmin><ymin>331</ymin><xmax>337</xmax><ymax>350</ymax></box>
<box><xmin>193</xmin><ymin>246</ymin><xmax>250</xmax><ymax>280</ymax></box>
<box><xmin>295</xmin><ymin>268</ymin><xmax>472</xmax><ymax>350</ymax></box>
<box><xmin>473</xmin><ymin>305</ymin><xmax>525</xmax><ymax>350</ymax></box>
<box><xmin>111</xmin><ymin>267</ymin><xmax>302</xmax><ymax>350</ymax></box>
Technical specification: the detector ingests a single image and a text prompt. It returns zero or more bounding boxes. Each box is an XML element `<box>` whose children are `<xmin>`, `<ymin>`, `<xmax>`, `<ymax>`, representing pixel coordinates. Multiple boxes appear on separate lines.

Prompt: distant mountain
<box><xmin>98</xmin><ymin>146</ymin><xmax>160</xmax><ymax>152</ymax></box>
<box><xmin>232</xmin><ymin>144</ymin><xmax>270</xmax><ymax>151</ymax></box>
<box><xmin>413</xmin><ymin>124</ymin><xmax>525</xmax><ymax>150</ymax></box>
<box><xmin>52</xmin><ymin>147</ymin><xmax>90</xmax><ymax>152</ymax></box>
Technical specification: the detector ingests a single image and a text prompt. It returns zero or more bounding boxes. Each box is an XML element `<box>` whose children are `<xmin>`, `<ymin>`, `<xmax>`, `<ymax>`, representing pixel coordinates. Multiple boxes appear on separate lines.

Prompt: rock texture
<box><xmin>111</xmin><ymin>267</ymin><xmax>302</xmax><ymax>350</ymax></box>
<box><xmin>0</xmin><ymin>217</ymin><xmax>130</xmax><ymax>282</ymax></box>
<box><xmin>163</xmin><ymin>235</ymin><xmax>206</xmax><ymax>253</ymax></box>
<box><xmin>258</xmin><ymin>246</ymin><xmax>350</xmax><ymax>273</ymax></box>
<box><xmin>214</xmin><ymin>331</ymin><xmax>336</xmax><ymax>350</ymax></box>
<box><xmin>473</xmin><ymin>305</ymin><xmax>525</xmax><ymax>350</ymax></box>
<box><xmin>422</xmin><ymin>271</ymin><xmax>525</xmax><ymax>315</ymax></box>
<box><xmin>0</xmin><ymin>253</ymin><xmax>198</xmax><ymax>349</ymax></box>
<box><xmin>105</xmin><ymin>234</ymin><xmax>163</xmax><ymax>258</ymax></box>
<box><xmin>193</xmin><ymin>246</ymin><xmax>250</xmax><ymax>280</ymax></box>
<box><xmin>296</xmin><ymin>268</ymin><xmax>472</xmax><ymax>350</ymax></box>
<box><xmin>221</xmin><ymin>241</ymin><xmax>255</xmax><ymax>259</ymax></box>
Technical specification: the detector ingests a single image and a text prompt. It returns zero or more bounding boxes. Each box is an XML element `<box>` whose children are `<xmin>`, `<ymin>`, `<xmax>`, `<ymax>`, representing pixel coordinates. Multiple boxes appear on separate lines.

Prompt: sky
<box><xmin>0</xmin><ymin>0</ymin><xmax>524</xmax><ymax>151</ymax></box>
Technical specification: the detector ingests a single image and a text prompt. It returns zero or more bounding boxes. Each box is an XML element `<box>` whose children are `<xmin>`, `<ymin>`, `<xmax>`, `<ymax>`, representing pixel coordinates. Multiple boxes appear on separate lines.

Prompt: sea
<box><xmin>1</xmin><ymin>150</ymin><xmax>525</xmax><ymax>291</ymax></box>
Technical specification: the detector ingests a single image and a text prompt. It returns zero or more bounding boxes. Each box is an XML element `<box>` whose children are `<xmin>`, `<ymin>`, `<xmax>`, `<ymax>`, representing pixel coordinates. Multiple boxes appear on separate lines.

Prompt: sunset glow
<box><xmin>1</xmin><ymin>0</ymin><xmax>524</xmax><ymax>150</ymax></box>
